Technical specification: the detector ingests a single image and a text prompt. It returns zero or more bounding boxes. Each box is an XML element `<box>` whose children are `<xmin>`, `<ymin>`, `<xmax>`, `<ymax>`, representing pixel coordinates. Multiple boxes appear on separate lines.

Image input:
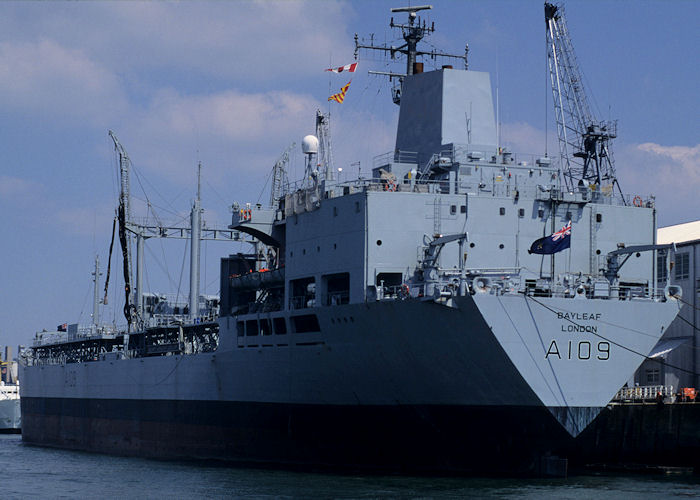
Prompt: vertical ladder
<box><xmin>433</xmin><ymin>197</ymin><xmax>442</xmax><ymax>236</ymax></box>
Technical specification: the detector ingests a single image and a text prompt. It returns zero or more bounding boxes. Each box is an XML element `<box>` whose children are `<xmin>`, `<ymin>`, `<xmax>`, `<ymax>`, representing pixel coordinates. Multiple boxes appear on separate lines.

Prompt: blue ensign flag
<box><xmin>528</xmin><ymin>221</ymin><xmax>571</xmax><ymax>255</ymax></box>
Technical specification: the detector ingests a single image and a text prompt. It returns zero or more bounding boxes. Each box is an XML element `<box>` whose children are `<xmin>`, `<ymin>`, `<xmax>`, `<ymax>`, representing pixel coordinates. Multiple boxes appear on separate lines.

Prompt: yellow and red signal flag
<box><xmin>328</xmin><ymin>81</ymin><xmax>351</xmax><ymax>103</ymax></box>
<box><xmin>325</xmin><ymin>62</ymin><xmax>358</xmax><ymax>74</ymax></box>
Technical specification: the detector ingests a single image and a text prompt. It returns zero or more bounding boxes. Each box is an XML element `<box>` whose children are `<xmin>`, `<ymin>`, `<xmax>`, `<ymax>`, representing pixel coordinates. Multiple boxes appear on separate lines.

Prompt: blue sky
<box><xmin>1</xmin><ymin>0</ymin><xmax>698</xmax><ymax>350</ymax></box>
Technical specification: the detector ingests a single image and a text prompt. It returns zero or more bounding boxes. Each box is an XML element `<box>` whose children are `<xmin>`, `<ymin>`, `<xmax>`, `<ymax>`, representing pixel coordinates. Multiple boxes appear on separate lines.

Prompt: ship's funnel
<box><xmin>395</xmin><ymin>69</ymin><xmax>497</xmax><ymax>166</ymax></box>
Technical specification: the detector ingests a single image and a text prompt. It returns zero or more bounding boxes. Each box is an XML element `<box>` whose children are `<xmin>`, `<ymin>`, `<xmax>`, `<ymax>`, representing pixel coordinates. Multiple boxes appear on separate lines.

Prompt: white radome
<box><xmin>302</xmin><ymin>135</ymin><xmax>319</xmax><ymax>155</ymax></box>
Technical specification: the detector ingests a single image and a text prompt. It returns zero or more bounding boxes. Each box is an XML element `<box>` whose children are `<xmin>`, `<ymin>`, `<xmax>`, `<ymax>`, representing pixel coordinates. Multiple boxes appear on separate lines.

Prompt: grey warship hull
<box><xmin>21</xmin><ymin>295</ymin><xmax>678</xmax><ymax>472</ymax></box>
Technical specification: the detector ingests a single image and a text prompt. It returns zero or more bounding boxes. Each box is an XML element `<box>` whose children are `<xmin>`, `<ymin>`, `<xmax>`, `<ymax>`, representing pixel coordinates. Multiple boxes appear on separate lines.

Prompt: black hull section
<box><xmin>24</xmin><ymin>397</ymin><xmax>700</xmax><ymax>473</ymax></box>
<box><xmin>22</xmin><ymin>397</ymin><xmax>576</xmax><ymax>475</ymax></box>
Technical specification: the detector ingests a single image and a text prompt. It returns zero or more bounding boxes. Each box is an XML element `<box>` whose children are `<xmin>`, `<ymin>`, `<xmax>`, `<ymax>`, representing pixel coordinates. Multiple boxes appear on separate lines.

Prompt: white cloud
<box><xmin>636</xmin><ymin>143</ymin><xmax>700</xmax><ymax>184</ymax></box>
<box><xmin>0</xmin><ymin>2</ymin><xmax>357</xmax><ymax>193</ymax></box>
<box><xmin>143</xmin><ymin>88</ymin><xmax>320</xmax><ymax>142</ymax></box>
<box><xmin>617</xmin><ymin>143</ymin><xmax>700</xmax><ymax>226</ymax></box>
<box><xmin>0</xmin><ymin>2</ymin><xmax>353</xmax><ymax>85</ymax></box>
<box><xmin>106</xmin><ymin>87</ymin><xmax>325</xmax><ymax>196</ymax></box>
<box><xmin>0</xmin><ymin>39</ymin><xmax>128</xmax><ymax>123</ymax></box>
<box><xmin>500</xmin><ymin>121</ymin><xmax>558</xmax><ymax>157</ymax></box>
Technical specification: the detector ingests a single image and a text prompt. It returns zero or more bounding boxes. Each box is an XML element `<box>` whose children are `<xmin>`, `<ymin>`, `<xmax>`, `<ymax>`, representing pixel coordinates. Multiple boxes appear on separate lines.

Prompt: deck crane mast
<box><xmin>270</xmin><ymin>142</ymin><xmax>295</xmax><ymax>207</ymax></box>
<box><xmin>108</xmin><ymin>130</ymin><xmax>136</xmax><ymax>329</ymax></box>
<box><xmin>545</xmin><ymin>3</ymin><xmax>623</xmax><ymax>199</ymax></box>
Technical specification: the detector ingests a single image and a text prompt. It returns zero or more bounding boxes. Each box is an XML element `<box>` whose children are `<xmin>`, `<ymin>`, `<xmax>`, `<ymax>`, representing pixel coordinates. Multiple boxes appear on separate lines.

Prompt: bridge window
<box><xmin>290</xmin><ymin>277</ymin><xmax>315</xmax><ymax>309</ymax></box>
<box><xmin>657</xmin><ymin>252</ymin><xmax>667</xmax><ymax>281</ymax></box>
<box><xmin>260</xmin><ymin>318</ymin><xmax>272</xmax><ymax>336</ymax></box>
<box><xmin>324</xmin><ymin>272</ymin><xmax>350</xmax><ymax>306</ymax></box>
<box><xmin>292</xmin><ymin>314</ymin><xmax>320</xmax><ymax>333</ymax></box>
<box><xmin>245</xmin><ymin>319</ymin><xmax>258</xmax><ymax>336</ymax></box>
<box><xmin>675</xmin><ymin>253</ymin><xmax>689</xmax><ymax>280</ymax></box>
<box><xmin>273</xmin><ymin>317</ymin><xmax>287</xmax><ymax>335</ymax></box>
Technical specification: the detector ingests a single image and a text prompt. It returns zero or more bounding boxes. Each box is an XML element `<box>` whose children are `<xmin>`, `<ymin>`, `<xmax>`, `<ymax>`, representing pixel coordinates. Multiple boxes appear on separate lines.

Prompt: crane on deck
<box><xmin>270</xmin><ymin>142</ymin><xmax>295</xmax><ymax>207</ymax></box>
<box><xmin>545</xmin><ymin>2</ymin><xmax>623</xmax><ymax>199</ymax></box>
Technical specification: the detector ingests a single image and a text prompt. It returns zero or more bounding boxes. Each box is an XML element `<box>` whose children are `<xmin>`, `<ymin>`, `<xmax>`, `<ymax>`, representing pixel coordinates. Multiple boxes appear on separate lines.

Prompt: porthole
<box><xmin>377</xmin><ymin>240</ymin><xmax>382</xmax><ymax>246</ymax></box>
<box><xmin>469</xmin><ymin>242</ymin><xmax>475</xmax><ymax>248</ymax></box>
<box><xmin>499</xmin><ymin>244</ymin><xmax>504</xmax><ymax>249</ymax></box>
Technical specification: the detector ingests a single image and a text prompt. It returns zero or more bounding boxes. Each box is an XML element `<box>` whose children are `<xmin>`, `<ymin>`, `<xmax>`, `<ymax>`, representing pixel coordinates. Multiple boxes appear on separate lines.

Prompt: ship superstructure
<box><xmin>20</xmin><ymin>4</ymin><xmax>682</xmax><ymax>473</ymax></box>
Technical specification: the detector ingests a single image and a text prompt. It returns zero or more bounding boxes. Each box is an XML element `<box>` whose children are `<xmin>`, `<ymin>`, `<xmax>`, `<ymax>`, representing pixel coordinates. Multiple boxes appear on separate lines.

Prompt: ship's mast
<box><xmin>315</xmin><ymin>110</ymin><xmax>334</xmax><ymax>182</ymax></box>
<box><xmin>545</xmin><ymin>2</ymin><xmax>621</xmax><ymax>195</ymax></box>
<box><xmin>92</xmin><ymin>255</ymin><xmax>102</xmax><ymax>327</ymax></box>
<box><xmin>189</xmin><ymin>162</ymin><xmax>202</xmax><ymax>320</ymax></box>
<box><xmin>354</xmin><ymin>5</ymin><xmax>468</xmax><ymax>104</ymax></box>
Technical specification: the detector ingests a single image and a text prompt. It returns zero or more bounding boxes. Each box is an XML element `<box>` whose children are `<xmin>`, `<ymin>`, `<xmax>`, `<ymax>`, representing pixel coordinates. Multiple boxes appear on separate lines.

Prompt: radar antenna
<box><xmin>354</xmin><ymin>5</ymin><xmax>468</xmax><ymax>104</ymax></box>
<box><xmin>545</xmin><ymin>2</ymin><xmax>622</xmax><ymax>197</ymax></box>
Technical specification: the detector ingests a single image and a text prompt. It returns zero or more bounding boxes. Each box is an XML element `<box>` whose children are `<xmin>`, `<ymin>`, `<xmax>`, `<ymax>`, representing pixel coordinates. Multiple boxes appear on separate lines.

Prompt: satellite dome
<box><xmin>302</xmin><ymin>135</ymin><xmax>319</xmax><ymax>154</ymax></box>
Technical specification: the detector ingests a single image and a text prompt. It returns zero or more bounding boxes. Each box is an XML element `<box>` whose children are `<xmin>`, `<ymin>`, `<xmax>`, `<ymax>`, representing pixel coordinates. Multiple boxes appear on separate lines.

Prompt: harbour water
<box><xmin>2</xmin><ymin>435</ymin><xmax>698</xmax><ymax>498</ymax></box>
